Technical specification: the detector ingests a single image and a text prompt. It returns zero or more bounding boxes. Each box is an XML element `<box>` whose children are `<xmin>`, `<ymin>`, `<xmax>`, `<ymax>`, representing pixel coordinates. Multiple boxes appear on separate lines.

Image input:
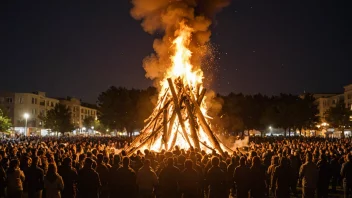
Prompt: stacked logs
<box><xmin>126</xmin><ymin>78</ymin><xmax>230</xmax><ymax>156</ymax></box>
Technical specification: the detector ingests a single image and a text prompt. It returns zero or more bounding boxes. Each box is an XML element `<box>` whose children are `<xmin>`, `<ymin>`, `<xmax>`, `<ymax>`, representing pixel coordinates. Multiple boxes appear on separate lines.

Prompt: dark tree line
<box><xmin>97</xmin><ymin>86</ymin><xmax>322</xmax><ymax>137</ymax></box>
<box><xmin>210</xmin><ymin>93</ymin><xmax>319</xmax><ymax>137</ymax></box>
<box><xmin>97</xmin><ymin>86</ymin><xmax>157</xmax><ymax>136</ymax></box>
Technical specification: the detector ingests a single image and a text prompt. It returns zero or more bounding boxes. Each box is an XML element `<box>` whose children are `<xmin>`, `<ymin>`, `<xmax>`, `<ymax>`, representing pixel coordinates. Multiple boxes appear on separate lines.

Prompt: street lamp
<box><xmin>23</xmin><ymin>113</ymin><xmax>29</xmax><ymax>136</ymax></box>
<box><xmin>91</xmin><ymin>126</ymin><xmax>94</xmax><ymax>135</ymax></box>
<box><xmin>268</xmin><ymin>126</ymin><xmax>272</xmax><ymax>136</ymax></box>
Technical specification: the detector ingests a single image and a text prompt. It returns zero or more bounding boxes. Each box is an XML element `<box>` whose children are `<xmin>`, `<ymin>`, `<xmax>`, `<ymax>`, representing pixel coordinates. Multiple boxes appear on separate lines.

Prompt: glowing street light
<box><xmin>23</xmin><ymin>113</ymin><xmax>29</xmax><ymax>136</ymax></box>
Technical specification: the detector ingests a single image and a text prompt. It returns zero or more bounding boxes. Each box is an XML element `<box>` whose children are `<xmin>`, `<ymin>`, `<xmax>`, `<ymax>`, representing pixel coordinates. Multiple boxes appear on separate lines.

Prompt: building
<box><xmin>0</xmin><ymin>91</ymin><xmax>59</xmax><ymax>135</ymax></box>
<box><xmin>313</xmin><ymin>93</ymin><xmax>344</xmax><ymax>121</ymax></box>
<box><xmin>59</xmin><ymin>97</ymin><xmax>97</xmax><ymax>129</ymax></box>
<box><xmin>312</xmin><ymin>83</ymin><xmax>352</xmax><ymax>137</ymax></box>
<box><xmin>0</xmin><ymin>91</ymin><xmax>98</xmax><ymax>136</ymax></box>
<box><xmin>344</xmin><ymin>84</ymin><xmax>352</xmax><ymax>110</ymax></box>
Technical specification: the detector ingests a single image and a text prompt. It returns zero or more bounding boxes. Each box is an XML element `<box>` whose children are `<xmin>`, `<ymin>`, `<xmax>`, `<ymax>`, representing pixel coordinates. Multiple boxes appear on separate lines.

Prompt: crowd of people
<box><xmin>0</xmin><ymin>136</ymin><xmax>351</xmax><ymax>198</ymax></box>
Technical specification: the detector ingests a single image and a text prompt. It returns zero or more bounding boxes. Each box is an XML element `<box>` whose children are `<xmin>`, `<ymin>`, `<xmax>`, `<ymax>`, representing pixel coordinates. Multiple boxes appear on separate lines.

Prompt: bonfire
<box><xmin>126</xmin><ymin>22</ymin><xmax>232</xmax><ymax>155</ymax></box>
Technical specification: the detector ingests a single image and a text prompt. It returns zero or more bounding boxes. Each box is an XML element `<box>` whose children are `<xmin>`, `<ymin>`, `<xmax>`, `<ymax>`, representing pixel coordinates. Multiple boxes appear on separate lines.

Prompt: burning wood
<box><xmin>126</xmin><ymin>22</ymin><xmax>231</xmax><ymax>156</ymax></box>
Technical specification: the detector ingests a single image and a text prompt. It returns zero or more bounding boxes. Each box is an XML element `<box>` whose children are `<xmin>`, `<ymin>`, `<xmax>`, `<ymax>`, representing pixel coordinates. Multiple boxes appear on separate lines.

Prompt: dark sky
<box><xmin>1</xmin><ymin>0</ymin><xmax>351</xmax><ymax>103</ymax></box>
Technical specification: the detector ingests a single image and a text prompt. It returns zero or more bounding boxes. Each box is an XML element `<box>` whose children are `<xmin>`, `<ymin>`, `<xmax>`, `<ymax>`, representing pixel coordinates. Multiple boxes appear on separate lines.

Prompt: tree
<box><xmin>83</xmin><ymin>116</ymin><xmax>95</xmax><ymax>128</ymax></box>
<box><xmin>41</xmin><ymin>104</ymin><xmax>75</xmax><ymax>135</ymax></box>
<box><xmin>97</xmin><ymin>86</ymin><xmax>157</xmax><ymax>136</ymax></box>
<box><xmin>0</xmin><ymin>109</ymin><xmax>12</xmax><ymax>134</ymax></box>
<box><xmin>296</xmin><ymin>94</ymin><xmax>319</xmax><ymax>135</ymax></box>
<box><xmin>325</xmin><ymin>101</ymin><xmax>352</xmax><ymax>138</ymax></box>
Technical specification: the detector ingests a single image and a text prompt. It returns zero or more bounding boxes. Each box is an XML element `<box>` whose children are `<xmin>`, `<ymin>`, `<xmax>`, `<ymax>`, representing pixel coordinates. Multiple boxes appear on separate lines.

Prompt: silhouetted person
<box><xmin>234</xmin><ymin>156</ymin><xmax>250</xmax><ymax>198</ymax></box>
<box><xmin>159</xmin><ymin>157</ymin><xmax>180</xmax><ymax>198</ymax></box>
<box><xmin>341</xmin><ymin>153</ymin><xmax>352</xmax><ymax>198</ymax></box>
<box><xmin>58</xmin><ymin>157</ymin><xmax>78</xmax><ymax>198</ymax></box>
<box><xmin>77</xmin><ymin>158</ymin><xmax>101</xmax><ymax>198</ymax></box>
<box><xmin>289</xmin><ymin>152</ymin><xmax>300</xmax><ymax>197</ymax></box>
<box><xmin>317</xmin><ymin>154</ymin><xmax>330</xmax><ymax>198</ymax></box>
<box><xmin>26</xmin><ymin>156</ymin><xmax>44</xmax><ymax>198</ymax></box>
<box><xmin>299</xmin><ymin>153</ymin><xmax>318</xmax><ymax>198</ymax></box>
<box><xmin>96</xmin><ymin>154</ymin><xmax>109</xmax><ymax>198</ymax></box>
<box><xmin>206</xmin><ymin>156</ymin><xmax>227</xmax><ymax>198</ymax></box>
<box><xmin>272</xmin><ymin>157</ymin><xmax>291</xmax><ymax>198</ymax></box>
<box><xmin>227</xmin><ymin>157</ymin><xmax>238</xmax><ymax>197</ymax></box>
<box><xmin>249</xmin><ymin>156</ymin><xmax>267</xmax><ymax>198</ymax></box>
<box><xmin>180</xmin><ymin>160</ymin><xmax>200</xmax><ymax>198</ymax></box>
<box><xmin>0</xmin><ymin>155</ymin><xmax>6</xmax><ymax>198</ymax></box>
<box><xmin>6</xmin><ymin>159</ymin><xmax>25</xmax><ymax>198</ymax></box>
<box><xmin>330</xmin><ymin>155</ymin><xmax>340</xmax><ymax>193</ymax></box>
<box><xmin>136</xmin><ymin>159</ymin><xmax>158</xmax><ymax>198</ymax></box>
<box><xmin>44</xmin><ymin>163</ymin><xmax>64</xmax><ymax>198</ymax></box>
<box><xmin>111</xmin><ymin>157</ymin><xmax>137</xmax><ymax>198</ymax></box>
<box><xmin>267</xmin><ymin>156</ymin><xmax>279</xmax><ymax>196</ymax></box>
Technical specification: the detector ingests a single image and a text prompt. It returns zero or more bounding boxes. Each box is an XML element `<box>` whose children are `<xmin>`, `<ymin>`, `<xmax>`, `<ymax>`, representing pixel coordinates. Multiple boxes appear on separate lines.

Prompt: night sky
<box><xmin>1</xmin><ymin>0</ymin><xmax>351</xmax><ymax>103</ymax></box>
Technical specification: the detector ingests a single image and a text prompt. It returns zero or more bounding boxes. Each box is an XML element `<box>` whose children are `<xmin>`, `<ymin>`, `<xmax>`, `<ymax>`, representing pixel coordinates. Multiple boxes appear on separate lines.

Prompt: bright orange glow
<box><xmin>139</xmin><ymin>22</ymin><xmax>220</xmax><ymax>153</ymax></box>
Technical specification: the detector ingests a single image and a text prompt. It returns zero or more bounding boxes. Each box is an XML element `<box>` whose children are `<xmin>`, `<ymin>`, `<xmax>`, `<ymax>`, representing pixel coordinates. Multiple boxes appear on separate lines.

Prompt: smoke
<box><xmin>131</xmin><ymin>0</ymin><xmax>231</xmax><ymax>87</ymax></box>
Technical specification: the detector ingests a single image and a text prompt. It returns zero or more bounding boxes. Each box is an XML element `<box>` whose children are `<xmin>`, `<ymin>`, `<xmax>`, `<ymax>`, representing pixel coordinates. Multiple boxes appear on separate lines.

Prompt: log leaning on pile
<box><xmin>126</xmin><ymin>77</ymin><xmax>228</xmax><ymax>156</ymax></box>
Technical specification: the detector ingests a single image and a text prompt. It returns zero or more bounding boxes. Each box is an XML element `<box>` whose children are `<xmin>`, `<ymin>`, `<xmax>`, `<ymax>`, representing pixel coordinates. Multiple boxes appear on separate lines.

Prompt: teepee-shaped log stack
<box><xmin>126</xmin><ymin>77</ymin><xmax>230</xmax><ymax>156</ymax></box>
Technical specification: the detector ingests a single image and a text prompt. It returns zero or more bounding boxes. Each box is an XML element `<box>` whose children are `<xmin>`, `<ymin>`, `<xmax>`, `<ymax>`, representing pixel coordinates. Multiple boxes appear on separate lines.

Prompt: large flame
<box><xmin>146</xmin><ymin>22</ymin><xmax>214</xmax><ymax>151</ymax></box>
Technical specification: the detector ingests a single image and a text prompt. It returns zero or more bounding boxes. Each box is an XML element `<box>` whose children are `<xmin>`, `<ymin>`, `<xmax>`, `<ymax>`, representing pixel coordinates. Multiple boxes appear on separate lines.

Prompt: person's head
<box><xmin>122</xmin><ymin>157</ymin><xmax>130</xmax><ymax>167</ymax></box>
<box><xmin>47</xmin><ymin>163</ymin><xmax>57</xmax><ymax>174</ymax></box>
<box><xmin>63</xmin><ymin>157</ymin><xmax>72</xmax><ymax>167</ymax></box>
<box><xmin>347</xmin><ymin>153</ymin><xmax>352</xmax><ymax>162</ymax></box>
<box><xmin>184</xmin><ymin>159</ymin><xmax>193</xmax><ymax>169</ymax></box>
<box><xmin>272</xmin><ymin>156</ymin><xmax>279</xmax><ymax>166</ymax></box>
<box><xmin>97</xmin><ymin>153</ymin><xmax>104</xmax><ymax>163</ymax></box>
<box><xmin>306</xmin><ymin>153</ymin><xmax>313</xmax><ymax>162</ymax></box>
<box><xmin>319</xmin><ymin>154</ymin><xmax>327</xmax><ymax>161</ymax></box>
<box><xmin>251</xmin><ymin>156</ymin><xmax>261</xmax><ymax>167</ymax></box>
<box><xmin>103</xmin><ymin>156</ymin><xmax>109</xmax><ymax>164</ymax></box>
<box><xmin>79</xmin><ymin>154</ymin><xmax>86</xmax><ymax>162</ymax></box>
<box><xmin>84</xmin><ymin>158</ymin><xmax>93</xmax><ymax>168</ymax></box>
<box><xmin>231</xmin><ymin>157</ymin><xmax>235</xmax><ymax>164</ymax></box>
<box><xmin>239</xmin><ymin>156</ymin><xmax>246</xmax><ymax>166</ymax></box>
<box><xmin>167</xmin><ymin>157</ymin><xmax>173</xmax><ymax>166</ymax></box>
<box><xmin>1</xmin><ymin>158</ymin><xmax>10</xmax><ymax>169</ymax></box>
<box><xmin>279</xmin><ymin>157</ymin><xmax>288</xmax><ymax>167</ymax></box>
<box><xmin>211</xmin><ymin>156</ymin><xmax>220</xmax><ymax>167</ymax></box>
<box><xmin>9</xmin><ymin>159</ymin><xmax>19</xmax><ymax>169</ymax></box>
<box><xmin>144</xmin><ymin>159</ymin><xmax>151</xmax><ymax>167</ymax></box>
<box><xmin>114</xmin><ymin>154</ymin><xmax>121</xmax><ymax>165</ymax></box>
<box><xmin>31</xmin><ymin>156</ymin><xmax>39</xmax><ymax>167</ymax></box>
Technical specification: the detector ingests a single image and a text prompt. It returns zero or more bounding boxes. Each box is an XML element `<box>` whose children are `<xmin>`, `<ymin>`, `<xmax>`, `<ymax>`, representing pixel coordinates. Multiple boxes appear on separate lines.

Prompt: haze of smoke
<box><xmin>219</xmin><ymin>135</ymin><xmax>250</xmax><ymax>152</ymax></box>
<box><xmin>131</xmin><ymin>0</ymin><xmax>231</xmax><ymax>88</ymax></box>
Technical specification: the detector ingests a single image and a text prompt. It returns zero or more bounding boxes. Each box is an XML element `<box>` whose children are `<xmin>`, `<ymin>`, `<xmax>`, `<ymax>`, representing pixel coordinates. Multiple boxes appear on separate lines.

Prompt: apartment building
<box><xmin>59</xmin><ymin>97</ymin><xmax>97</xmax><ymax>128</ymax></box>
<box><xmin>0</xmin><ymin>91</ymin><xmax>59</xmax><ymax>135</ymax></box>
<box><xmin>0</xmin><ymin>91</ymin><xmax>98</xmax><ymax>135</ymax></box>
<box><xmin>313</xmin><ymin>93</ymin><xmax>344</xmax><ymax>120</ymax></box>
<box><xmin>344</xmin><ymin>84</ymin><xmax>352</xmax><ymax>110</ymax></box>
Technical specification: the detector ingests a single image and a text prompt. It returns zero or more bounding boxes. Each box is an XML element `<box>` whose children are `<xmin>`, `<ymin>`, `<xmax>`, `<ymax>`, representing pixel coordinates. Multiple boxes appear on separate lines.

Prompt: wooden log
<box><xmin>163</xmin><ymin>109</ymin><xmax>168</xmax><ymax>150</ymax></box>
<box><xmin>128</xmin><ymin>125</ymin><xmax>163</xmax><ymax>155</ymax></box>
<box><xmin>167</xmin><ymin>111</ymin><xmax>177</xmax><ymax>141</ymax></box>
<box><xmin>167</xmin><ymin>78</ymin><xmax>193</xmax><ymax>148</ymax></box>
<box><xmin>168</xmin><ymin>127</ymin><xmax>179</xmax><ymax>151</ymax></box>
<box><xmin>186</xmin><ymin>94</ymin><xmax>224</xmax><ymax>156</ymax></box>
<box><xmin>184</xmin><ymin>99</ymin><xmax>200</xmax><ymax>150</ymax></box>
<box><xmin>197</xmin><ymin>88</ymin><xmax>206</xmax><ymax>105</ymax></box>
